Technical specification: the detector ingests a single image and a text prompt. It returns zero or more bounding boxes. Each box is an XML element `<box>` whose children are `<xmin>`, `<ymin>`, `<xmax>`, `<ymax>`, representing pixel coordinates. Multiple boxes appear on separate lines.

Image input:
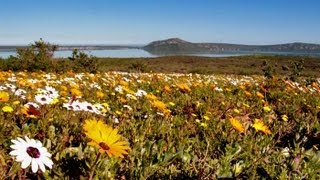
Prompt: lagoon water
<box><xmin>0</xmin><ymin>49</ymin><xmax>248</xmax><ymax>58</ymax></box>
<box><xmin>1</xmin><ymin>49</ymin><xmax>320</xmax><ymax>58</ymax></box>
<box><xmin>0</xmin><ymin>49</ymin><xmax>156</xmax><ymax>58</ymax></box>
<box><xmin>0</xmin><ymin>51</ymin><xmax>17</xmax><ymax>58</ymax></box>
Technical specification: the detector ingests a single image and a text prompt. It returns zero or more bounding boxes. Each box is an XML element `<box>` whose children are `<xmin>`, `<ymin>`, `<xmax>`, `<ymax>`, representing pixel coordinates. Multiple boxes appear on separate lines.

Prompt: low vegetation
<box><xmin>96</xmin><ymin>55</ymin><xmax>320</xmax><ymax>77</ymax></box>
<box><xmin>0</xmin><ymin>40</ymin><xmax>320</xmax><ymax>179</ymax></box>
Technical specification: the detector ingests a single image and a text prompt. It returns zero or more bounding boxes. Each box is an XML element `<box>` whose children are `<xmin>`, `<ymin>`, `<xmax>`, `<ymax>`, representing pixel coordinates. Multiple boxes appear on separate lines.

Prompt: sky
<box><xmin>1</xmin><ymin>0</ymin><xmax>320</xmax><ymax>45</ymax></box>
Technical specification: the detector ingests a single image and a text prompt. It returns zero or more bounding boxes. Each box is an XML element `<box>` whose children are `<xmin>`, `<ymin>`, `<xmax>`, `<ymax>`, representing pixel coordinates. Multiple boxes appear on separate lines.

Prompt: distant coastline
<box><xmin>1</xmin><ymin>38</ymin><xmax>320</xmax><ymax>56</ymax></box>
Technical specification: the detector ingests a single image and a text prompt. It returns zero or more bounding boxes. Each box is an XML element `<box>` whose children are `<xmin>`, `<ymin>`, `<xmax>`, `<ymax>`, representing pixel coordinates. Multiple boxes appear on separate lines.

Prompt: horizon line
<box><xmin>1</xmin><ymin>37</ymin><xmax>320</xmax><ymax>46</ymax></box>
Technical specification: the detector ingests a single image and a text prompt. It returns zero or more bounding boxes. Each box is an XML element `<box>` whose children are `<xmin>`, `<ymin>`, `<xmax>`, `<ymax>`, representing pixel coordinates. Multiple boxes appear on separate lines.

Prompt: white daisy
<box><xmin>44</xmin><ymin>86</ymin><xmax>59</xmax><ymax>99</ymax></box>
<box><xmin>35</xmin><ymin>94</ymin><xmax>53</xmax><ymax>105</ymax></box>
<box><xmin>62</xmin><ymin>103</ymin><xmax>76</xmax><ymax>111</ymax></box>
<box><xmin>126</xmin><ymin>93</ymin><xmax>137</xmax><ymax>100</ymax></box>
<box><xmin>0</xmin><ymin>85</ymin><xmax>8</xmax><ymax>91</ymax></box>
<box><xmin>113</xmin><ymin>117</ymin><xmax>120</xmax><ymax>124</ymax></box>
<box><xmin>43</xmin><ymin>74</ymin><xmax>52</xmax><ymax>80</ymax></box>
<box><xmin>5</xmin><ymin>83</ymin><xmax>16</xmax><ymax>91</ymax></box>
<box><xmin>135</xmin><ymin>89</ymin><xmax>147</xmax><ymax>97</ymax></box>
<box><xmin>214</xmin><ymin>87</ymin><xmax>223</xmax><ymax>92</ymax></box>
<box><xmin>94</xmin><ymin>104</ymin><xmax>107</xmax><ymax>116</ymax></box>
<box><xmin>24</xmin><ymin>102</ymin><xmax>40</xmax><ymax>109</ymax></box>
<box><xmin>115</xmin><ymin>85</ymin><xmax>123</xmax><ymax>93</ymax></box>
<box><xmin>122</xmin><ymin>77</ymin><xmax>130</xmax><ymax>82</ymax></box>
<box><xmin>89</xmin><ymin>83</ymin><xmax>101</xmax><ymax>90</ymax></box>
<box><xmin>8</xmin><ymin>77</ymin><xmax>17</xmax><ymax>82</ymax></box>
<box><xmin>123</xmin><ymin>105</ymin><xmax>133</xmax><ymax>111</ymax></box>
<box><xmin>10</xmin><ymin>136</ymin><xmax>53</xmax><ymax>173</ymax></box>
<box><xmin>63</xmin><ymin>100</ymin><xmax>82</xmax><ymax>111</ymax></box>
<box><xmin>79</xmin><ymin>101</ymin><xmax>99</xmax><ymax>114</ymax></box>
<box><xmin>75</xmin><ymin>74</ymin><xmax>85</xmax><ymax>80</ymax></box>
<box><xmin>15</xmin><ymin>89</ymin><xmax>27</xmax><ymax>97</ymax></box>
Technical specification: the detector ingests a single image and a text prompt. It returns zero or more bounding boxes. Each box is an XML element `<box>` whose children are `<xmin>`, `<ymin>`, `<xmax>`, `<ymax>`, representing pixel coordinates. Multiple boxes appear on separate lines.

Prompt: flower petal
<box><xmin>21</xmin><ymin>156</ymin><xmax>32</xmax><ymax>169</ymax></box>
<box><xmin>31</xmin><ymin>159</ymin><xmax>38</xmax><ymax>173</ymax></box>
<box><xmin>42</xmin><ymin>157</ymin><xmax>53</xmax><ymax>169</ymax></box>
<box><xmin>36</xmin><ymin>158</ymin><xmax>46</xmax><ymax>172</ymax></box>
<box><xmin>10</xmin><ymin>150</ymin><xmax>22</xmax><ymax>156</ymax></box>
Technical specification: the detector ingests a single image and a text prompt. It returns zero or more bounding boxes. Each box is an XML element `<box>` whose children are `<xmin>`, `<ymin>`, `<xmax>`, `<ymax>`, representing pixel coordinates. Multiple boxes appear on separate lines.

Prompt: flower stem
<box><xmin>88</xmin><ymin>153</ymin><xmax>102</xmax><ymax>180</ymax></box>
<box><xmin>20</xmin><ymin>169</ymin><xmax>27</xmax><ymax>180</ymax></box>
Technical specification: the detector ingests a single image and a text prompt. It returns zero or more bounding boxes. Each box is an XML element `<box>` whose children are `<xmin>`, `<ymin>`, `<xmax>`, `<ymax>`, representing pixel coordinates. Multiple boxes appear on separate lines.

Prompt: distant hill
<box><xmin>143</xmin><ymin>38</ymin><xmax>320</xmax><ymax>55</ymax></box>
<box><xmin>2</xmin><ymin>38</ymin><xmax>320</xmax><ymax>55</ymax></box>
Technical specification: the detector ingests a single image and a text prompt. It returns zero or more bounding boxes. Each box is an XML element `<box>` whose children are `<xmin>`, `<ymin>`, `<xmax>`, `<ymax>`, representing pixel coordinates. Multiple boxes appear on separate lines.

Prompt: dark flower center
<box><xmin>87</xmin><ymin>106</ymin><xmax>93</xmax><ymax>110</ymax></box>
<box><xmin>99</xmin><ymin>142</ymin><xmax>110</xmax><ymax>150</ymax></box>
<box><xmin>41</xmin><ymin>97</ymin><xmax>47</xmax><ymax>101</ymax></box>
<box><xmin>27</xmin><ymin>146</ymin><xmax>41</xmax><ymax>158</ymax></box>
<box><xmin>26</xmin><ymin>106</ymin><xmax>40</xmax><ymax>116</ymax></box>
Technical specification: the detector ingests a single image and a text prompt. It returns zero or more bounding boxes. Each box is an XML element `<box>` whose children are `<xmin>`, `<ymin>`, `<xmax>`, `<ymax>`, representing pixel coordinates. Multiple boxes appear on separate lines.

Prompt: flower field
<box><xmin>0</xmin><ymin>71</ymin><xmax>320</xmax><ymax>179</ymax></box>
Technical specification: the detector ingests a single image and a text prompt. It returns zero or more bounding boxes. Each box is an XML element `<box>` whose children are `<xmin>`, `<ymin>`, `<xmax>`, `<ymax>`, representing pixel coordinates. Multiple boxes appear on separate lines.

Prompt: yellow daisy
<box><xmin>251</xmin><ymin>119</ymin><xmax>272</xmax><ymax>135</ymax></box>
<box><xmin>229</xmin><ymin>118</ymin><xmax>245</xmax><ymax>133</ymax></box>
<box><xmin>263</xmin><ymin>106</ymin><xmax>271</xmax><ymax>113</ymax></box>
<box><xmin>2</xmin><ymin>106</ymin><xmax>13</xmax><ymax>113</ymax></box>
<box><xmin>83</xmin><ymin>119</ymin><xmax>130</xmax><ymax>158</ymax></box>
<box><xmin>152</xmin><ymin>100</ymin><xmax>167</xmax><ymax>111</ymax></box>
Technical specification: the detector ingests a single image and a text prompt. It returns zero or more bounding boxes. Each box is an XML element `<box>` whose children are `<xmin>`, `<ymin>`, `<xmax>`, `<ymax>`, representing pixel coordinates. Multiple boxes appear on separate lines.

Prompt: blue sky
<box><xmin>1</xmin><ymin>0</ymin><xmax>320</xmax><ymax>45</ymax></box>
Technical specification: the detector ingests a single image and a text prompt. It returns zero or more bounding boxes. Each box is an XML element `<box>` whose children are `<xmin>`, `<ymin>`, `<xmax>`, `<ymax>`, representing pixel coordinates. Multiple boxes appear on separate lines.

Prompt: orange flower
<box><xmin>0</xmin><ymin>91</ymin><xmax>10</xmax><ymax>102</ymax></box>
<box><xmin>60</xmin><ymin>90</ymin><xmax>68</xmax><ymax>97</ymax></box>
<box><xmin>256</xmin><ymin>92</ymin><xmax>264</xmax><ymax>99</ymax></box>
<box><xmin>239</xmin><ymin>85</ymin><xmax>246</xmax><ymax>90</ymax></box>
<box><xmin>163</xmin><ymin>85</ymin><xmax>172</xmax><ymax>93</ymax></box>
<box><xmin>119</xmin><ymin>80</ymin><xmax>129</xmax><ymax>87</ymax></box>
<box><xmin>21</xmin><ymin>106</ymin><xmax>40</xmax><ymax>118</ymax></box>
<box><xmin>96</xmin><ymin>91</ymin><xmax>105</xmax><ymax>99</ymax></box>
<box><xmin>244</xmin><ymin>90</ymin><xmax>252</xmax><ymax>97</ymax></box>
<box><xmin>123</xmin><ymin>87</ymin><xmax>135</xmax><ymax>94</ymax></box>
<box><xmin>60</xmin><ymin>85</ymin><xmax>68</xmax><ymax>91</ymax></box>
<box><xmin>177</xmin><ymin>84</ymin><xmax>191</xmax><ymax>93</ymax></box>
<box><xmin>70</xmin><ymin>88</ymin><xmax>82</xmax><ymax>97</ymax></box>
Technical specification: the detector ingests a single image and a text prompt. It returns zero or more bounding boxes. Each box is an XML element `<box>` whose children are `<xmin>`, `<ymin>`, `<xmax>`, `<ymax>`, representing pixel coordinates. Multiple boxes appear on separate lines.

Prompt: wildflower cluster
<box><xmin>0</xmin><ymin>71</ymin><xmax>320</xmax><ymax>179</ymax></box>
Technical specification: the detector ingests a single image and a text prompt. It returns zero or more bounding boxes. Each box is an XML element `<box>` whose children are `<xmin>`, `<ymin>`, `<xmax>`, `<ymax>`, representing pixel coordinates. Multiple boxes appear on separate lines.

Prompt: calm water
<box><xmin>1</xmin><ymin>49</ymin><xmax>320</xmax><ymax>58</ymax></box>
<box><xmin>0</xmin><ymin>49</ymin><xmax>246</xmax><ymax>58</ymax></box>
<box><xmin>0</xmin><ymin>49</ymin><xmax>156</xmax><ymax>58</ymax></box>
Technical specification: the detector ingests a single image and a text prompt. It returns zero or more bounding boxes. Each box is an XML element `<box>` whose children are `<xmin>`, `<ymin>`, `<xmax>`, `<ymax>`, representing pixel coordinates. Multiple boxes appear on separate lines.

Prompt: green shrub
<box><xmin>262</xmin><ymin>60</ymin><xmax>277</xmax><ymax>79</ymax></box>
<box><xmin>53</xmin><ymin>59</ymin><xmax>74</xmax><ymax>73</ymax></box>
<box><xmin>2</xmin><ymin>55</ymin><xmax>24</xmax><ymax>71</ymax></box>
<box><xmin>6</xmin><ymin>39</ymin><xmax>57</xmax><ymax>71</ymax></box>
<box><xmin>289</xmin><ymin>60</ymin><xmax>305</xmax><ymax>81</ymax></box>
<box><xmin>0</xmin><ymin>40</ymin><xmax>100</xmax><ymax>73</ymax></box>
<box><xmin>68</xmin><ymin>49</ymin><xmax>100</xmax><ymax>73</ymax></box>
<box><xmin>129</xmin><ymin>61</ymin><xmax>149</xmax><ymax>73</ymax></box>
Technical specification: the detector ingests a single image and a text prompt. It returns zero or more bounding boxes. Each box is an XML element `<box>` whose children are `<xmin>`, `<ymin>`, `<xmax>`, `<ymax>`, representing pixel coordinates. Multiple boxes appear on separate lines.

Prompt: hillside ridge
<box><xmin>143</xmin><ymin>38</ymin><xmax>320</xmax><ymax>54</ymax></box>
